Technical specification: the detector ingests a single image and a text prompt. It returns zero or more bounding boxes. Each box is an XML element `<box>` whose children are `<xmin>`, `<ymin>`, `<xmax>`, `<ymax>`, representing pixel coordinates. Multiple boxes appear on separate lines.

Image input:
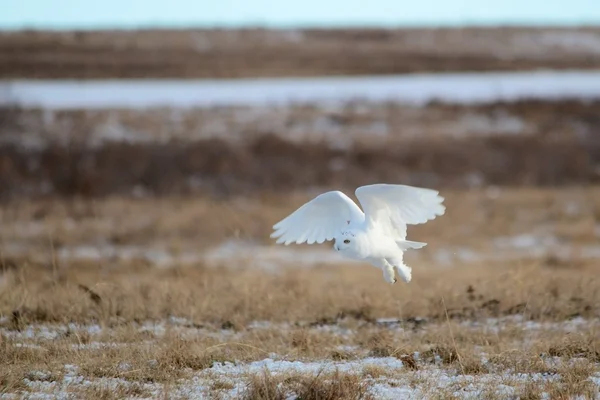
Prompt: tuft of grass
<box><xmin>547</xmin><ymin>336</ymin><xmax>600</xmax><ymax>362</ymax></box>
<box><xmin>488</xmin><ymin>351</ymin><xmax>558</xmax><ymax>375</ymax></box>
<box><xmin>361</xmin><ymin>365</ymin><xmax>388</xmax><ymax>379</ymax></box>
<box><xmin>211</xmin><ymin>379</ymin><xmax>235</xmax><ymax>391</ymax></box>
<box><xmin>242</xmin><ymin>369</ymin><xmax>375</xmax><ymax>400</ymax></box>
<box><xmin>421</xmin><ymin>345</ymin><xmax>460</xmax><ymax>365</ymax></box>
<box><xmin>399</xmin><ymin>354</ymin><xmax>419</xmax><ymax>371</ymax></box>
<box><xmin>242</xmin><ymin>370</ymin><xmax>287</xmax><ymax>400</ymax></box>
<box><xmin>329</xmin><ymin>350</ymin><xmax>355</xmax><ymax>361</ymax></box>
<box><xmin>459</xmin><ymin>356</ymin><xmax>488</xmax><ymax>375</ymax></box>
<box><xmin>517</xmin><ymin>382</ymin><xmax>544</xmax><ymax>400</ymax></box>
<box><xmin>291</xmin><ymin>370</ymin><xmax>374</xmax><ymax>400</ymax></box>
<box><xmin>547</xmin><ymin>359</ymin><xmax>598</xmax><ymax>399</ymax></box>
<box><xmin>73</xmin><ymin>382</ymin><xmax>153</xmax><ymax>400</ymax></box>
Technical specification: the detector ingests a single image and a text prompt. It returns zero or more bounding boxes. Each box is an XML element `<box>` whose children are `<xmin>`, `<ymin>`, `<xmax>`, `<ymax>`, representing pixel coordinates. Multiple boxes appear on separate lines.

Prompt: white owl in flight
<box><xmin>271</xmin><ymin>184</ymin><xmax>445</xmax><ymax>284</ymax></box>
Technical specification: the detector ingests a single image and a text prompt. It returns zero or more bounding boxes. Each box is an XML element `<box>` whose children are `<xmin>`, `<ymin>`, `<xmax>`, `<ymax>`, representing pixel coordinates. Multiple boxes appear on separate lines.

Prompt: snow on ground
<box><xmin>0</xmin><ymin>239</ymin><xmax>354</xmax><ymax>270</ymax></box>
<box><xmin>2</xmin><ymin>233</ymin><xmax>600</xmax><ymax>271</ymax></box>
<box><xmin>3</xmin><ymin>70</ymin><xmax>600</xmax><ymax>110</ymax></box>
<box><xmin>3</xmin><ymin>315</ymin><xmax>598</xmax><ymax>345</ymax></box>
<box><xmin>2</xmin><ymin>316</ymin><xmax>599</xmax><ymax>399</ymax></box>
<box><xmin>4</xmin><ymin>356</ymin><xmax>599</xmax><ymax>400</ymax></box>
<box><xmin>0</xmin><ymin>103</ymin><xmax>536</xmax><ymax>151</ymax></box>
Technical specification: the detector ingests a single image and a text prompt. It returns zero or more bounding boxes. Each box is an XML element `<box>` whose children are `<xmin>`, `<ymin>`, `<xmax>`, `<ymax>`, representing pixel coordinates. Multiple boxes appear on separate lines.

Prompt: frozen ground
<box><xmin>5</xmin><ymin>359</ymin><xmax>598</xmax><ymax>400</ymax></box>
<box><xmin>3</xmin><ymin>70</ymin><xmax>600</xmax><ymax>109</ymax></box>
<box><xmin>1</xmin><ymin>316</ymin><xmax>599</xmax><ymax>399</ymax></box>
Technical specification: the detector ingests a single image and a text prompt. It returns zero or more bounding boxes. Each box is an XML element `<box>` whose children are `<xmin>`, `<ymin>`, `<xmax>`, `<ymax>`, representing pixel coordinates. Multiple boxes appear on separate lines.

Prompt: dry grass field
<box><xmin>2</xmin><ymin>99</ymin><xmax>600</xmax><ymax>397</ymax></box>
<box><xmin>1</xmin><ymin>261</ymin><xmax>599</xmax><ymax>399</ymax></box>
<box><xmin>1</xmin><ymin>186</ymin><xmax>600</xmax><ymax>398</ymax></box>
<box><xmin>2</xmin><ymin>27</ymin><xmax>600</xmax><ymax>79</ymax></box>
<box><xmin>2</xmin><ymin>25</ymin><xmax>600</xmax><ymax>398</ymax></box>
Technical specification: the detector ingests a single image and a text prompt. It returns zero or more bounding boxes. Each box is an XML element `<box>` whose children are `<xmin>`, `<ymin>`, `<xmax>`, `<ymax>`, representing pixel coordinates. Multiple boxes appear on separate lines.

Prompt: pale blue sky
<box><xmin>2</xmin><ymin>0</ymin><xmax>600</xmax><ymax>30</ymax></box>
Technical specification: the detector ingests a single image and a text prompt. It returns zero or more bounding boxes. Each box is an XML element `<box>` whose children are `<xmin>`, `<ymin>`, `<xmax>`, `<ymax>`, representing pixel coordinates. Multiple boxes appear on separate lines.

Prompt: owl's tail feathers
<box><xmin>397</xmin><ymin>240</ymin><xmax>427</xmax><ymax>251</ymax></box>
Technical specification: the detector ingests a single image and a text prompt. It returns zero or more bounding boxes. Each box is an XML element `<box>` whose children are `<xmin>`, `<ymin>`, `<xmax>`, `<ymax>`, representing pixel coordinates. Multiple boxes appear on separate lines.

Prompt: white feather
<box><xmin>270</xmin><ymin>190</ymin><xmax>364</xmax><ymax>246</ymax></box>
<box><xmin>271</xmin><ymin>183</ymin><xmax>446</xmax><ymax>284</ymax></box>
<box><xmin>355</xmin><ymin>183</ymin><xmax>445</xmax><ymax>242</ymax></box>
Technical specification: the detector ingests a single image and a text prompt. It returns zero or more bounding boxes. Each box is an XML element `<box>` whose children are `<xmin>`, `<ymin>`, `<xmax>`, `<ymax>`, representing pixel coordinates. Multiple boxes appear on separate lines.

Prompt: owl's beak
<box><xmin>334</xmin><ymin>244</ymin><xmax>339</xmax><ymax>251</ymax></box>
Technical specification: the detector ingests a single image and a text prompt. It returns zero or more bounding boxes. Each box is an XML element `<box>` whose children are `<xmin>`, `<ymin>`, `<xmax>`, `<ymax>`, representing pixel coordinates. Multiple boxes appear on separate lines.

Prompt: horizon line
<box><xmin>2</xmin><ymin>19</ymin><xmax>600</xmax><ymax>32</ymax></box>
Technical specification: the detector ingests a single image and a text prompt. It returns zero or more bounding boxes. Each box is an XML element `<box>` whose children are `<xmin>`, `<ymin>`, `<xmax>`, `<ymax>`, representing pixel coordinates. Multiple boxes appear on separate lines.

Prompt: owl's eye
<box><xmin>343</xmin><ymin>239</ymin><xmax>350</xmax><ymax>244</ymax></box>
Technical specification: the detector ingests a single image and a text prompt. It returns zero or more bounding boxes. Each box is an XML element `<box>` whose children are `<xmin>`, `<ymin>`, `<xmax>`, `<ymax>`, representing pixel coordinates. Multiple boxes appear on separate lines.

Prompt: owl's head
<box><xmin>333</xmin><ymin>230</ymin><xmax>356</xmax><ymax>252</ymax></box>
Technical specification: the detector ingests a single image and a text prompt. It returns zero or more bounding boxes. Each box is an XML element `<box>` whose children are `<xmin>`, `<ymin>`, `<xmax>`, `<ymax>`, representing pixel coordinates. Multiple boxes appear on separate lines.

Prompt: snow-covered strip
<box><xmin>3</xmin><ymin>70</ymin><xmax>600</xmax><ymax>109</ymax></box>
<box><xmin>9</xmin><ymin>359</ymin><xmax>600</xmax><ymax>400</ymax></box>
<box><xmin>2</xmin><ymin>316</ymin><xmax>598</xmax><ymax>342</ymax></box>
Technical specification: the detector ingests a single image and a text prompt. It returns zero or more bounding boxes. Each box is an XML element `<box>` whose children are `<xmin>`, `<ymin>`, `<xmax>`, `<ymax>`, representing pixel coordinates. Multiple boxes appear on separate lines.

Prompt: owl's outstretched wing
<box><xmin>271</xmin><ymin>191</ymin><xmax>365</xmax><ymax>245</ymax></box>
<box><xmin>355</xmin><ymin>184</ymin><xmax>445</xmax><ymax>242</ymax></box>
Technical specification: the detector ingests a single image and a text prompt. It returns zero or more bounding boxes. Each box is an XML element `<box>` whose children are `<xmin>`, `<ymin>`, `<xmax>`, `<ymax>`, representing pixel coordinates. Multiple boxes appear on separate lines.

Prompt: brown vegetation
<box><xmin>2</xmin><ymin>98</ymin><xmax>599</xmax><ymax>200</ymax></box>
<box><xmin>2</xmin><ymin>186</ymin><xmax>599</xmax><ymax>256</ymax></box>
<box><xmin>1</xmin><ymin>260</ymin><xmax>599</xmax><ymax>398</ymax></box>
<box><xmin>2</xmin><ymin>258</ymin><xmax>599</xmax><ymax>326</ymax></box>
<box><xmin>2</xmin><ymin>34</ymin><xmax>600</xmax><ymax>393</ymax></box>
<box><xmin>242</xmin><ymin>370</ymin><xmax>374</xmax><ymax>400</ymax></box>
<box><xmin>1</xmin><ymin>134</ymin><xmax>598</xmax><ymax>200</ymax></box>
<box><xmin>1</xmin><ymin>185</ymin><xmax>599</xmax><ymax>397</ymax></box>
<box><xmin>2</xmin><ymin>27</ymin><xmax>600</xmax><ymax>79</ymax></box>
<box><xmin>3</xmin><ymin>98</ymin><xmax>600</xmax><ymax>146</ymax></box>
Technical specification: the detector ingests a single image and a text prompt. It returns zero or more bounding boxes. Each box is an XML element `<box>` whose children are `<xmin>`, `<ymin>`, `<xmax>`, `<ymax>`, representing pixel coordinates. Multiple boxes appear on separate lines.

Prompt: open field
<box><xmin>2</xmin><ymin>27</ymin><xmax>600</xmax><ymax>79</ymax></box>
<box><xmin>2</xmin><ymin>186</ymin><xmax>600</xmax><ymax>266</ymax></box>
<box><xmin>1</xmin><ymin>216</ymin><xmax>600</xmax><ymax>399</ymax></box>
<box><xmin>1</xmin><ymin>185</ymin><xmax>600</xmax><ymax>398</ymax></box>
<box><xmin>2</xmin><ymin>35</ymin><xmax>600</xmax><ymax>397</ymax></box>
<box><xmin>2</xmin><ymin>185</ymin><xmax>600</xmax><ymax>399</ymax></box>
<box><xmin>1</xmin><ymin>261</ymin><xmax>600</xmax><ymax>399</ymax></box>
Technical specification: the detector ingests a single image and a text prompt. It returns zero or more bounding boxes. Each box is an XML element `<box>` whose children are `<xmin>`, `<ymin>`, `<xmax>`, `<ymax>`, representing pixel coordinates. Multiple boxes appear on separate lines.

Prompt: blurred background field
<box><xmin>1</xmin><ymin>2</ymin><xmax>600</xmax><ymax>399</ymax></box>
<box><xmin>3</xmin><ymin>27</ymin><xmax>600</xmax><ymax>79</ymax></box>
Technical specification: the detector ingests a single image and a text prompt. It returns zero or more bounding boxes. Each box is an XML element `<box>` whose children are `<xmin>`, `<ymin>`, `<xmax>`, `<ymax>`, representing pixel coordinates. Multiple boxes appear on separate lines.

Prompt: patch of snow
<box><xmin>4</xmin><ymin>70</ymin><xmax>600</xmax><ymax>110</ymax></box>
<box><xmin>211</xmin><ymin>356</ymin><xmax>406</xmax><ymax>377</ymax></box>
<box><xmin>493</xmin><ymin>233</ymin><xmax>560</xmax><ymax>250</ymax></box>
<box><xmin>202</xmin><ymin>239</ymin><xmax>359</xmax><ymax>269</ymax></box>
<box><xmin>1</xmin><ymin>242</ymin><xmax>203</xmax><ymax>268</ymax></box>
<box><xmin>429</xmin><ymin>233</ymin><xmax>600</xmax><ymax>267</ymax></box>
<box><xmin>69</xmin><ymin>341</ymin><xmax>155</xmax><ymax>350</ymax></box>
<box><xmin>1</xmin><ymin>323</ymin><xmax>102</xmax><ymax>341</ymax></box>
<box><xmin>2</xmin><ymin>239</ymin><xmax>361</xmax><ymax>270</ymax></box>
<box><xmin>366</xmin><ymin>382</ymin><xmax>420</xmax><ymax>399</ymax></box>
<box><xmin>3</xmin><ymin>319</ymin><xmax>599</xmax><ymax>399</ymax></box>
<box><xmin>463</xmin><ymin>315</ymin><xmax>600</xmax><ymax>335</ymax></box>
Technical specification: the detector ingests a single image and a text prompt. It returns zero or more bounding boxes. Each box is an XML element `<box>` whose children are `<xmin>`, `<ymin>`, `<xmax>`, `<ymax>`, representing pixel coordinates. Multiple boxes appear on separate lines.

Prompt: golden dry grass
<box><xmin>1</xmin><ymin>261</ymin><xmax>599</xmax><ymax>398</ymax></box>
<box><xmin>1</xmin><ymin>187</ymin><xmax>600</xmax><ymax>398</ymax></box>
<box><xmin>1</xmin><ymin>257</ymin><xmax>599</xmax><ymax>326</ymax></box>
<box><xmin>1</xmin><ymin>186</ymin><xmax>599</xmax><ymax>263</ymax></box>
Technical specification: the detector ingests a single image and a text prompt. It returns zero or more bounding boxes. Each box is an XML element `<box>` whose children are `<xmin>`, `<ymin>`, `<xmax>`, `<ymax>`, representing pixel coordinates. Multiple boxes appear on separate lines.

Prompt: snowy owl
<box><xmin>271</xmin><ymin>184</ymin><xmax>445</xmax><ymax>284</ymax></box>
